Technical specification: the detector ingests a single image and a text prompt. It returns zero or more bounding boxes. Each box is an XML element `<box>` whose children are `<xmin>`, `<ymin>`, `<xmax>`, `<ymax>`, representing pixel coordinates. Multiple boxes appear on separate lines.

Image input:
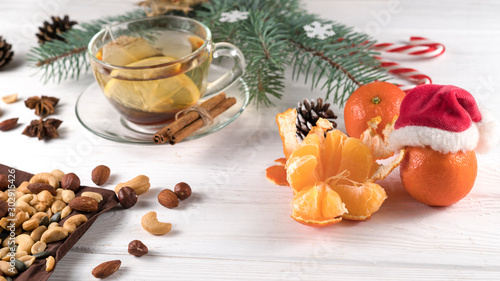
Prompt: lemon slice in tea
<box><xmin>105</xmin><ymin>56</ymin><xmax>200</xmax><ymax>113</ymax></box>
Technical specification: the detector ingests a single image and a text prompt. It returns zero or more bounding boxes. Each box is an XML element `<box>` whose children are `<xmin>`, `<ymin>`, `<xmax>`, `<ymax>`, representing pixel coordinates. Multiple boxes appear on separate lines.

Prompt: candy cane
<box><xmin>374</xmin><ymin>56</ymin><xmax>432</xmax><ymax>91</ymax></box>
<box><xmin>370</xmin><ymin>37</ymin><xmax>445</xmax><ymax>90</ymax></box>
<box><xmin>372</xmin><ymin>36</ymin><xmax>445</xmax><ymax>58</ymax></box>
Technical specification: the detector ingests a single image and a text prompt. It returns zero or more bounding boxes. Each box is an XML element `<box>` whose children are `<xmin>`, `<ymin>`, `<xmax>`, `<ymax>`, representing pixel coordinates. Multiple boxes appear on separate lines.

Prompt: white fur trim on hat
<box><xmin>389</xmin><ymin>125</ymin><xmax>480</xmax><ymax>154</ymax></box>
<box><xmin>476</xmin><ymin>104</ymin><xmax>500</xmax><ymax>153</ymax></box>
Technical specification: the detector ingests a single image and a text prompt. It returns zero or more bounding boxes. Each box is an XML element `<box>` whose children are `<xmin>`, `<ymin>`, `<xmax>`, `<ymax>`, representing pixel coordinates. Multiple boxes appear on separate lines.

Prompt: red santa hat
<box><xmin>389</xmin><ymin>84</ymin><xmax>499</xmax><ymax>154</ymax></box>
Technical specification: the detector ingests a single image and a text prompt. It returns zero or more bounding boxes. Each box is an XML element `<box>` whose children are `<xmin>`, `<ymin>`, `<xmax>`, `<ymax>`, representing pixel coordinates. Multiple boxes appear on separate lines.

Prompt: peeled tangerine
<box><xmin>268</xmin><ymin>108</ymin><xmax>403</xmax><ymax>227</ymax></box>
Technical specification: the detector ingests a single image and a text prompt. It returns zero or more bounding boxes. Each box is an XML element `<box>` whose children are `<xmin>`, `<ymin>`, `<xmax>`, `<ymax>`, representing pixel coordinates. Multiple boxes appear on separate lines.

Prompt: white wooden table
<box><xmin>1</xmin><ymin>0</ymin><xmax>500</xmax><ymax>280</ymax></box>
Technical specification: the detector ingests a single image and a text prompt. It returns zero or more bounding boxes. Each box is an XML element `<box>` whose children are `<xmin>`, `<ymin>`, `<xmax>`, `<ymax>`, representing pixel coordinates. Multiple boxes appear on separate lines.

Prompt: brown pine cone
<box><xmin>296</xmin><ymin>98</ymin><xmax>338</xmax><ymax>140</ymax></box>
<box><xmin>0</xmin><ymin>36</ymin><xmax>14</xmax><ymax>69</ymax></box>
<box><xmin>36</xmin><ymin>15</ymin><xmax>77</xmax><ymax>44</ymax></box>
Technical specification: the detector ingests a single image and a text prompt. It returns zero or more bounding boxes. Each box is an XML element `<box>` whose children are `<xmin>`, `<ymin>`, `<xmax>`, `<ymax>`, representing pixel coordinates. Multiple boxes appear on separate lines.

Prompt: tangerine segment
<box><xmin>286</xmin><ymin>155</ymin><xmax>319</xmax><ymax>193</ymax></box>
<box><xmin>336</xmin><ymin>138</ymin><xmax>373</xmax><ymax>184</ymax></box>
<box><xmin>329</xmin><ymin>182</ymin><xmax>387</xmax><ymax>220</ymax></box>
<box><xmin>289</xmin><ymin>133</ymin><xmax>321</xmax><ymax>162</ymax></box>
<box><xmin>321</xmin><ymin>130</ymin><xmax>346</xmax><ymax>181</ymax></box>
<box><xmin>291</xmin><ymin>182</ymin><xmax>346</xmax><ymax>227</ymax></box>
<box><xmin>276</xmin><ymin>108</ymin><xmax>299</xmax><ymax>159</ymax></box>
<box><xmin>266</xmin><ymin>165</ymin><xmax>288</xmax><ymax>186</ymax></box>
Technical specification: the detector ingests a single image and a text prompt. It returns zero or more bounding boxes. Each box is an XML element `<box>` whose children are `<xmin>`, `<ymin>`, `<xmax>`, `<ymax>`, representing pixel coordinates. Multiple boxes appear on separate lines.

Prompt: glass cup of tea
<box><xmin>88</xmin><ymin>15</ymin><xmax>245</xmax><ymax>126</ymax></box>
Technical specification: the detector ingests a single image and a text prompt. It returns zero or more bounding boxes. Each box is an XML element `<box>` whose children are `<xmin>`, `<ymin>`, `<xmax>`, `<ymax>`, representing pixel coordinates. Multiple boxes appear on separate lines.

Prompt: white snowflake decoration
<box><xmin>303</xmin><ymin>21</ymin><xmax>336</xmax><ymax>40</ymax></box>
<box><xmin>220</xmin><ymin>10</ymin><xmax>250</xmax><ymax>23</ymax></box>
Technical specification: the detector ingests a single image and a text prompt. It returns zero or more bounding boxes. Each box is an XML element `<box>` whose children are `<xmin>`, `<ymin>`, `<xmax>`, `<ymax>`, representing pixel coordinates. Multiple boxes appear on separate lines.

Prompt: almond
<box><xmin>92</xmin><ymin>260</ymin><xmax>121</xmax><ymax>279</ymax></box>
<box><xmin>68</xmin><ymin>196</ymin><xmax>98</xmax><ymax>213</ymax></box>
<box><xmin>27</xmin><ymin>183</ymin><xmax>57</xmax><ymax>196</ymax></box>
<box><xmin>92</xmin><ymin>165</ymin><xmax>110</xmax><ymax>186</ymax></box>
<box><xmin>0</xmin><ymin>118</ymin><xmax>18</xmax><ymax>131</ymax></box>
<box><xmin>158</xmin><ymin>189</ymin><xmax>179</xmax><ymax>209</ymax></box>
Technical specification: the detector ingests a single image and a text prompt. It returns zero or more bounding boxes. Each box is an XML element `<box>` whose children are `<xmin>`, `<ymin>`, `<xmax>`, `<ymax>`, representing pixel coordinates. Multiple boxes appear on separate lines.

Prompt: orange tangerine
<box><xmin>271</xmin><ymin>108</ymin><xmax>403</xmax><ymax>226</ymax></box>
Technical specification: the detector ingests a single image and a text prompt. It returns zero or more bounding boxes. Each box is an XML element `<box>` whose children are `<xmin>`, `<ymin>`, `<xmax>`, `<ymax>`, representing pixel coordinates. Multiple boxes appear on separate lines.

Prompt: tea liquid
<box><xmin>95</xmin><ymin>30</ymin><xmax>210</xmax><ymax>125</ymax></box>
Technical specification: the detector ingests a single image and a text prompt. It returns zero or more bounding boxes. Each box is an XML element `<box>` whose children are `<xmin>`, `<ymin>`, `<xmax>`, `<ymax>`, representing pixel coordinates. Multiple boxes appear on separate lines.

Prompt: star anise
<box><xmin>22</xmin><ymin>118</ymin><xmax>63</xmax><ymax>140</ymax></box>
<box><xmin>24</xmin><ymin>96</ymin><xmax>60</xmax><ymax>117</ymax></box>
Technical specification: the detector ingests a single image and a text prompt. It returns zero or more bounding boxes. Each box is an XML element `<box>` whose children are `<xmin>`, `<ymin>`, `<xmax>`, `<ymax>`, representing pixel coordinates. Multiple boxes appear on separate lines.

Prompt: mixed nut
<box><xmin>0</xmin><ymin>169</ymin><xmax>105</xmax><ymax>279</ymax></box>
<box><xmin>0</xmin><ymin>163</ymin><xmax>195</xmax><ymax>279</ymax></box>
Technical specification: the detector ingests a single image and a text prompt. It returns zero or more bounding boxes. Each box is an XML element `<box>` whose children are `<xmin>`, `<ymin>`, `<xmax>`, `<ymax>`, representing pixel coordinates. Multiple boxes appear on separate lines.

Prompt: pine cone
<box><xmin>296</xmin><ymin>98</ymin><xmax>338</xmax><ymax>140</ymax></box>
<box><xmin>0</xmin><ymin>36</ymin><xmax>14</xmax><ymax>69</ymax></box>
<box><xmin>36</xmin><ymin>15</ymin><xmax>77</xmax><ymax>44</ymax></box>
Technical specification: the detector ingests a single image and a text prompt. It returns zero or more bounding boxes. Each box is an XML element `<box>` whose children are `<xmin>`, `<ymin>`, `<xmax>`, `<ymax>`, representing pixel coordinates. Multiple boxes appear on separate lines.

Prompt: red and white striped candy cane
<box><xmin>372</xmin><ymin>36</ymin><xmax>445</xmax><ymax>58</ymax></box>
<box><xmin>374</xmin><ymin>56</ymin><xmax>432</xmax><ymax>92</ymax></box>
<box><xmin>371</xmin><ymin>37</ymin><xmax>445</xmax><ymax>90</ymax></box>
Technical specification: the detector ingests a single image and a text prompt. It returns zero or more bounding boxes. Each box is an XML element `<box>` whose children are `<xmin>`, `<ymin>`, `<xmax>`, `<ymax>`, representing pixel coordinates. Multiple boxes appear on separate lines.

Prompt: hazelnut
<box><xmin>61</xmin><ymin>173</ymin><xmax>80</xmax><ymax>192</ymax></box>
<box><xmin>117</xmin><ymin>186</ymin><xmax>137</xmax><ymax>209</ymax></box>
<box><xmin>127</xmin><ymin>240</ymin><xmax>148</xmax><ymax>257</ymax></box>
<box><xmin>158</xmin><ymin>189</ymin><xmax>179</xmax><ymax>209</ymax></box>
<box><xmin>174</xmin><ymin>182</ymin><xmax>192</xmax><ymax>200</ymax></box>
<box><xmin>92</xmin><ymin>165</ymin><xmax>110</xmax><ymax>186</ymax></box>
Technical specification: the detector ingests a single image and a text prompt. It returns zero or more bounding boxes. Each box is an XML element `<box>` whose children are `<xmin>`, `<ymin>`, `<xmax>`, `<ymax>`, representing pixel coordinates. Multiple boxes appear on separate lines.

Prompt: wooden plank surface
<box><xmin>0</xmin><ymin>0</ymin><xmax>499</xmax><ymax>280</ymax></box>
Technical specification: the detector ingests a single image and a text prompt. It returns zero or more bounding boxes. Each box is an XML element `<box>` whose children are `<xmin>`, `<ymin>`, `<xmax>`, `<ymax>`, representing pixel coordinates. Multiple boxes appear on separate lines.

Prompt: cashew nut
<box><xmin>33</xmin><ymin>202</ymin><xmax>48</xmax><ymax>212</ymax></box>
<box><xmin>32</xmin><ymin>212</ymin><xmax>49</xmax><ymax>222</ymax></box>
<box><xmin>14</xmin><ymin>209</ymin><xmax>29</xmax><ymax>227</ymax></box>
<box><xmin>81</xmin><ymin>192</ymin><xmax>103</xmax><ymax>203</ymax></box>
<box><xmin>31</xmin><ymin>225</ymin><xmax>48</xmax><ymax>242</ymax></box>
<box><xmin>55</xmin><ymin>188</ymin><xmax>64</xmax><ymax>201</ymax></box>
<box><xmin>0</xmin><ymin>248</ymin><xmax>9</xmax><ymax>259</ymax></box>
<box><xmin>51</xmin><ymin>199</ymin><xmax>66</xmax><ymax>214</ymax></box>
<box><xmin>15</xmin><ymin>234</ymin><xmax>34</xmax><ymax>254</ymax></box>
<box><xmin>19</xmin><ymin>255</ymin><xmax>36</xmax><ymax>267</ymax></box>
<box><xmin>48</xmin><ymin>222</ymin><xmax>59</xmax><ymax>229</ymax></box>
<box><xmin>61</xmin><ymin>206</ymin><xmax>72</xmax><ymax>219</ymax></box>
<box><xmin>50</xmin><ymin>169</ymin><xmax>65</xmax><ymax>182</ymax></box>
<box><xmin>62</xmin><ymin>214</ymin><xmax>88</xmax><ymax>234</ymax></box>
<box><xmin>115</xmin><ymin>175</ymin><xmax>151</xmax><ymax>195</ymax></box>
<box><xmin>15</xmin><ymin>251</ymin><xmax>27</xmax><ymax>259</ymax></box>
<box><xmin>15</xmin><ymin>200</ymin><xmax>36</xmax><ymax>216</ymax></box>
<box><xmin>17</xmin><ymin>194</ymin><xmax>34</xmax><ymax>204</ymax></box>
<box><xmin>46</xmin><ymin>256</ymin><xmax>55</xmax><ymax>272</ymax></box>
<box><xmin>22</xmin><ymin>218</ymin><xmax>39</xmax><ymax>232</ymax></box>
<box><xmin>0</xmin><ymin>218</ymin><xmax>7</xmax><ymax>230</ymax></box>
<box><xmin>37</xmin><ymin>190</ymin><xmax>54</xmax><ymax>204</ymax></box>
<box><xmin>40</xmin><ymin>227</ymin><xmax>68</xmax><ymax>244</ymax></box>
<box><xmin>141</xmin><ymin>211</ymin><xmax>172</xmax><ymax>235</ymax></box>
<box><xmin>61</xmin><ymin>189</ymin><xmax>75</xmax><ymax>203</ymax></box>
<box><xmin>15</xmin><ymin>190</ymin><xmax>25</xmax><ymax>200</ymax></box>
<box><xmin>0</xmin><ymin>260</ymin><xmax>17</xmax><ymax>276</ymax></box>
<box><xmin>29</xmin><ymin>172</ymin><xmax>59</xmax><ymax>188</ymax></box>
<box><xmin>46</xmin><ymin>208</ymin><xmax>53</xmax><ymax>218</ymax></box>
<box><xmin>17</xmin><ymin>181</ymin><xmax>31</xmax><ymax>194</ymax></box>
<box><xmin>31</xmin><ymin>241</ymin><xmax>47</xmax><ymax>255</ymax></box>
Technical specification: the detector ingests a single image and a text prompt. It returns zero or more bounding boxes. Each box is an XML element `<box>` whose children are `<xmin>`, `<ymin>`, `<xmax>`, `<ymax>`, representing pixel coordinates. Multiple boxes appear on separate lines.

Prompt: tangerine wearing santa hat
<box><xmin>389</xmin><ymin>84</ymin><xmax>500</xmax><ymax>154</ymax></box>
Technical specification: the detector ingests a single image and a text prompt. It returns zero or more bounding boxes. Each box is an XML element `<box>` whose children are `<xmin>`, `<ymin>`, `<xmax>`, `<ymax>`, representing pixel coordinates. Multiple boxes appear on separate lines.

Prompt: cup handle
<box><xmin>205</xmin><ymin>42</ymin><xmax>246</xmax><ymax>96</ymax></box>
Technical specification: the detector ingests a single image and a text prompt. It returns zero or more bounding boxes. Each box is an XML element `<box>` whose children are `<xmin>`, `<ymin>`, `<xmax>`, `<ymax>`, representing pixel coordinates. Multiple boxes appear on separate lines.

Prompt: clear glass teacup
<box><xmin>88</xmin><ymin>15</ymin><xmax>245</xmax><ymax>126</ymax></box>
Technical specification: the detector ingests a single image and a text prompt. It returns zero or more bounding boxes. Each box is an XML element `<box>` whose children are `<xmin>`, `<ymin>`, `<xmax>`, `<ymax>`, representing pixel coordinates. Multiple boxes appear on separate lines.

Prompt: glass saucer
<box><xmin>76</xmin><ymin>70</ymin><xmax>249</xmax><ymax>145</ymax></box>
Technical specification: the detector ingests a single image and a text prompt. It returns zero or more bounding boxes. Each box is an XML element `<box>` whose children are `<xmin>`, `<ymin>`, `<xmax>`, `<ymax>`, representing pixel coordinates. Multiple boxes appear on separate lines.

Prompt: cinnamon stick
<box><xmin>168</xmin><ymin>97</ymin><xmax>237</xmax><ymax>145</ymax></box>
<box><xmin>153</xmin><ymin>93</ymin><xmax>226</xmax><ymax>144</ymax></box>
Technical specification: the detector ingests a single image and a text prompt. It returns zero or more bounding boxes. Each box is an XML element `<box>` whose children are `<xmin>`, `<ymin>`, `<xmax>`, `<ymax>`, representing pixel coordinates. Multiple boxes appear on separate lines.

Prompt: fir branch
<box><xmin>290</xmin><ymin>39</ymin><xmax>362</xmax><ymax>87</ymax></box>
<box><xmin>35</xmin><ymin>46</ymin><xmax>87</xmax><ymax>67</ymax></box>
<box><xmin>28</xmin><ymin>10</ymin><xmax>147</xmax><ymax>83</ymax></box>
<box><xmin>28</xmin><ymin>0</ymin><xmax>389</xmax><ymax>107</ymax></box>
